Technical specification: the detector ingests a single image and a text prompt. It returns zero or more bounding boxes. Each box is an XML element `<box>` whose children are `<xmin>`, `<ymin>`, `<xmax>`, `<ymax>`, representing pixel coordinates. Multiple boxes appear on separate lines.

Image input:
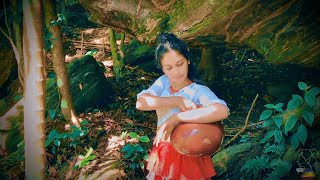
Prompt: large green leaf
<box><xmin>290</xmin><ymin>133</ymin><xmax>300</xmax><ymax>149</ymax></box>
<box><xmin>297</xmin><ymin>124</ymin><xmax>307</xmax><ymax>145</ymax></box>
<box><xmin>138</xmin><ymin>135</ymin><xmax>150</xmax><ymax>142</ymax></box>
<box><xmin>273</xmin><ymin>116</ymin><xmax>282</xmax><ymax>128</ymax></box>
<box><xmin>302</xmin><ymin>109</ymin><xmax>314</xmax><ymax>126</ymax></box>
<box><xmin>263</xmin><ymin>119</ymin><xmax>273</xmax><ymax>128</ymax></box>
<box><xmin>260</xmin><ymin>110</ymin><xmax>273</xmax><ymax>120</ymax></box>
<box><xmin>309</xmin><ymin>87</ymin><xmax>320</xmax><ymax>96</ymax></box>
<box><xmin>284</xmin><ymin>116</ymin><xmax>298</xmax><ymax>133</ymax></box>
<box><xmin>298</xmin><ymin>82</ymin><xmax>308</xmax><ymax>91</ymax></box>
<box><xmin>264</xmin><ymin>104</ymin><xmax>275</xmax><ymax>109</ymax></box>
<box><xmin>275</xmin><ymin>103</ymin><xmax>284</xmax><ymax>112</ymax></box>
<box><xmin>287</xmin><ymin>95</ymin><xmax>303</xmax><ymax>110</ymax></box>
<box><xmin>128</xmin><ymin>132</ymin><xmax>138</xmax><ymax>138</ymax></box>
<box><xmin>274</xmin><ymin>128</ymin><xmax>283</xmax><ymax>143</ymax></box>
<box><xmin>304</xmin><ymin>92</ymin><xmax>316</xmax><ymax>107</ymax></box>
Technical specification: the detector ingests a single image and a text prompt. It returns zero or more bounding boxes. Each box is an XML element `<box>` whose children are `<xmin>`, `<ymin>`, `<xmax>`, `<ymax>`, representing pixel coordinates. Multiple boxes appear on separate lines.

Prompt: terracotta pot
<box><xmin>170</xmin><ymin>122</ymin><xmax>224</xmax><ymax>156</ymax></box>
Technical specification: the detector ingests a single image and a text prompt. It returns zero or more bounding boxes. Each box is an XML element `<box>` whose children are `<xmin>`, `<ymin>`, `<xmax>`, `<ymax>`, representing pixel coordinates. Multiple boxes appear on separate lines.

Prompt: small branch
<box><xmin>80</xmin><ymin>32</ymin><xmax>84</xmax><ymax>55</ymax></box>
<box><xmin>2</xmin><ymin>0</ymin><xmax>11</xmax><ymax>38</ymax></box>
<box><xmin>0</xmin><ymin>27</ymin><xmax>23</xmax><ymax>87</ymax></box>
<box><xmin>223</xmin><ymin>94</ymin><xmax>259</xmax><ymax>148</ymax></box>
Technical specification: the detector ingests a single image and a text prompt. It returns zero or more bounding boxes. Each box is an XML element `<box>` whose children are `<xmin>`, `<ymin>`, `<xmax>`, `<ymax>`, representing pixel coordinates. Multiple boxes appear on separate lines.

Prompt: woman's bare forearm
<box><xmin>175</xmin><ymin>103</ymin><xmax>229</xmax><ymax>123</ymax></box>
<box><xmin>136</xmin><ymin>94</ymin><xmax>180</xmax><ymax>111</ymax></box>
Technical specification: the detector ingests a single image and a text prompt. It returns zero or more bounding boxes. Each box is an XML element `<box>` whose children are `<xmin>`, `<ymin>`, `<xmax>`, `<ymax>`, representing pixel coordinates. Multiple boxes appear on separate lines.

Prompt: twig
<box><xmin>223</xmin><ymin>94</ymin><xmax>259</xmax><ymax>148</ymax></box>
<box><xmin>2</xmin><ymin>0</ymin><xmax>11</xmax><ymax>38</ymax></box>
<box><xmin>80</xmin><ymin>32</ymin><xmax>84</xmax><ymax>55</ymax></box>
<box><xmin>0</xmin><ymin>27</ymin><xmax>23</xmax><ymax>87</ymax></box>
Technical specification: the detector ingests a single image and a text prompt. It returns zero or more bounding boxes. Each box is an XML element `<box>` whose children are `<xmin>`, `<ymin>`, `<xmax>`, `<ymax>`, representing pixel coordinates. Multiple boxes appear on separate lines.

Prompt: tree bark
<box><xmin>23</xmin><ymin>0</ymin><xmax>46</xmax><ymax>179</ymax></box>
<box><xmin>42</xmin><ymin>0</ymin><xmax>79</xmax><ymax>126</ymax></box>
<box><xmin>109</xmin><ymin>28</ymin><xmax>124</xmax><ymax>81</ymax></box>
<box><xmin>119</xmin><ymin>32</ymin><xmax>125</xmax><ymax>60</ymax></box>
<box><xmin>198</xmin><ymin>47</ymin><xmax>216</xmax><ymax>81</ymax></box>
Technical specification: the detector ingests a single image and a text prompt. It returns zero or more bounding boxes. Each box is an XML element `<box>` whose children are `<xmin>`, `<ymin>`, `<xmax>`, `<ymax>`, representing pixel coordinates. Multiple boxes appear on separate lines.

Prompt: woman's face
<box><xmin>160</xmin><ymin>49</ymin><xmax>190</xmax><ymax>85</ymax></box>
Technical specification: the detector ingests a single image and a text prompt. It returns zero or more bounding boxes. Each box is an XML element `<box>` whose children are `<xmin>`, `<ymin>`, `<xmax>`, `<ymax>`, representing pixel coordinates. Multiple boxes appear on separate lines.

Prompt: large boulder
<box><xmin>46</xmin><ymin>55</ymin><xmax>113</xmax><ymax>115</ymax></box>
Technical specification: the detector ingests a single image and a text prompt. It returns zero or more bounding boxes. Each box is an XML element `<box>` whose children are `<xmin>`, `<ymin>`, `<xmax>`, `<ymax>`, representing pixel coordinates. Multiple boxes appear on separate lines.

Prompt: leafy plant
<box><xmin>241</xmin><ymin>82</ymin><xmax>319</xmax><ymax>179</ymax></box>
<box><xmin>74</xmin><ymin>147</ymin><xmax>96</xmax><ymax>169</ymax></box>
<box><xmin>121</xmin><ymin>132</ymin><xmax>150</xmax><ymax>170</ymax></box>
<box><xmin>45</xmin><ymin>120</ymin><xmax>90</xmax><ymax>154</ymax></box>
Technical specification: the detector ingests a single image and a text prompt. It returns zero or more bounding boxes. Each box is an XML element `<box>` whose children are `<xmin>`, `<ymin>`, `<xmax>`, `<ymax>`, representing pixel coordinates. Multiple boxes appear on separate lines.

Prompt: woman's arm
<box><xmin>154</xmin><ymin>103</ymin><xmax>229</xmax><ymax>146</ymax></box>
<box><xmin>175</xmin><ymin>103</ymin><xmax>229</xmax><ymax>123</ymax></box>
<box><xmin>136</xmin><ymin>93</ymin><xmax>197</xmax><ymax>111</ymax></box>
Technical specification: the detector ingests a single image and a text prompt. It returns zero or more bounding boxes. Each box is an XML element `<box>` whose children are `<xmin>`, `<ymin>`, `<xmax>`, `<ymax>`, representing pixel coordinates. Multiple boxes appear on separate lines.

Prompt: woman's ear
<box><xmin>188</xmin><ymin>61</ymin><xmax>190</xmax><ymax>64</ymax></box>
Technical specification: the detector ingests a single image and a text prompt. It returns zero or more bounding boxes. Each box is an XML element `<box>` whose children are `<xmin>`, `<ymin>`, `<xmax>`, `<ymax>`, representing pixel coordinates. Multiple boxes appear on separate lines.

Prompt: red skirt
<box><xmin>146</xmin><ymin>142</ymin><xmax>216</xmax><ymax>180</ymax></box>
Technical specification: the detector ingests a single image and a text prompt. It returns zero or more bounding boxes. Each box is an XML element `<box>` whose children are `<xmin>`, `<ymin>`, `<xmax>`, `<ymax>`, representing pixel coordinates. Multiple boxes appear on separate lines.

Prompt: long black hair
<box><xmin>155</xmin><ymin>33</ymin><xmax>199</xmax><ymax>82</ymax></box>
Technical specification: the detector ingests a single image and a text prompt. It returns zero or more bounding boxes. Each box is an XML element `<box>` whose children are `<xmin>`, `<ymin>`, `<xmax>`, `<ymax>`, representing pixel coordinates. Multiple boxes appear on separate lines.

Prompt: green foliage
<box><xmin>241</xmin><ymin>155</ymin><xmax>270</xmax><ymax>179</ymax></box>
<box><xmin>242</xmin><ymin>82</ymin><xmax>319</xmax><ymax>179</ymax></box>
<box><xmin>45</xmin><ymin>120</ymin><xmax>90</xmax><ymax>154</ymax></box>
<box><xmin>121</xmin><ymin>132</ymin><xmax>150</xmax><ymax>170</ymax></box>
<box><xmin>74</xmin><ymin>147</ymin><xmax>96</xmax><ymax>169</ymax></box>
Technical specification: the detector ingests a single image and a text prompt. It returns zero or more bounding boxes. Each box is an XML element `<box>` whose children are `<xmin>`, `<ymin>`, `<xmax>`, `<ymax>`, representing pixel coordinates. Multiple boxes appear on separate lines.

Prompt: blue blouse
<box><xmin>137</xmin><ymin>75</ymin><xmax>228</xmax><ymax>126</ymax></box>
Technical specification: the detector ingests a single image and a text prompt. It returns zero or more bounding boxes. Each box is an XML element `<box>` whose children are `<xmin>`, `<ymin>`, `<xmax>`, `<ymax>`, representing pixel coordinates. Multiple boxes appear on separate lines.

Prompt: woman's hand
<box><xmin>176</xmin><ymin>96</ymin><xmax>197</xmax><ymax>112</ymax></box>
<box><xmin>153</xmin><ymin>114</ymin><xmax>179</xmax><ymax>147</ymax></box>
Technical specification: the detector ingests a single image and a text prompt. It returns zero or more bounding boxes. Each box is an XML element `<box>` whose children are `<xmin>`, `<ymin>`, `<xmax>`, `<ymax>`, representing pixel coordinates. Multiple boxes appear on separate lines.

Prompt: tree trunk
<box><xmin>119</xmin><ymin>32</ymin><xmax>125</xmax><ymax>60</ymax></box>
<box><xmin>42</xmin><ymin>0</ymin><xmax>79</xmax><ymax>126</ymax></box>
<box><xmin>198</xmin><ymin>48</ymin><xmax>216</xmax><ymax>81</ymax></box>
<box><xmin>23</xmin><ymin>0</ymin><xmax>46</xmax><ymax>179</ymax></box>
<box><xmin>109</xmin><ymin>28</ymin><xmax>124</xmax><ymax>81</ymax></box>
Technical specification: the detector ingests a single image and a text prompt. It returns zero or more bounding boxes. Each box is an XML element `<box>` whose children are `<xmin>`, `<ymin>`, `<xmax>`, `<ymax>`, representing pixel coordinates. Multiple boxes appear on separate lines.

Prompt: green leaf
<box><xmin>304</xmin><ymin>92</ymin><xmax>316</xmax><ymax>107</ymax></box>
<box><xmin>291</xmin><ymin>133</ymin><xmax>300</xmax><ymax>149</ymax></box>
<box><xmin>274</xmin><ymin>128</ymin><xmax>283</xmax><ymax>143</ymax></box>
<box><xmin>138</xmin><ymin>136</ymin><xmax>150</xmax><ymax>142</ymax></box>
<box><xmin>139</xmin><ymin>161</ymin><xmax>145</xmax><ymax>169</ymax></box>
<box><xmin>264</xmin><ymin>104</ymin><xmax>275</xmax><ymax>109</ymax></box>
<box><xmin>124</xmin><ymin>150</ymin><xmax>134</xmax><ymax>159</ymax></box>
<box><xmin>298</xmin><ymin>82</ymin><xmax>308</xmax><ymax>90</ymax></box>
<box><xmin>260</xmin><ymin>110</ymin><xmax>273</xmax><ymax>121</ymax></box>
<box><xmin>273</xmin><ymin>116</ymin><xmax>282</xmax><ymax>128</ymax></box>
<box><xmin>263</xmin><ymin>119</ymin><xmax>273</xmax><ymax>128</ymax></box>
<box><xmin>275</xmin><ymin>103</ymin><xmax>284</xmax><ymax>111</ymax></box>
<box><xmin>284</xmin><ymin>116</ymin><xmax>298</xmax><ymax>133</ymax></box>
<box><xmin>80</xmin><ymin>120</ymin><xmax>89</xmax><ymax>125</ymax></box>
<box><xmin>85</xmin><ymin>49</ymin><xmax>98</xmax><ymax>56</ymax></box>
<box><xmin>260</xmin><ymin>130</ymin><xmax>274</xmax><ymax>144</ymax></box>
<box><xmin>87</xmin><ymin>155</ymin><xmax>96</xmax><ymax>161</ymax></box>
<box><xmin>135</xmin><ymin>144</ymin><xmax>144</xmax><ymax>152</ymax></box>
<box><xmin>297</xmin><ymin>124</ymin><xmax>307</xmax><ymax>145</ymax></box>
<box><xmin>54</xmin><ymin>139</ymin><xmax>61</xmax><ymax>147</ymax></box>
<box><xmin>80</xmin><ymin>159</ymin><xmax>89</xmax><ymax>168</ymax></box>
<box><xmin>128</xmin><ymin>132</ymin><xmax>138</xmax><ymax>138</ymax></box>
<box><xmin>287</xmin><ymin>95</ymin><xmax>303</xmax><ymax>110</ymax></box>
<box><xmin>48</xmin><ymin>109</ymin><xmax>56</xmax><ymax>119</ymax></box>
<box><xmin>302</xmin><ymin>109</ymin><xmax>314</xmax><ymax>126</ymax></box>
<box><xmin>309</xmin><ymin>87</ymin><xmax>320</xmax><ymax>96</ymax></box>
<box><xmin>47</xmin><ymin>130</ymin><xmax>59</xmax><ymax>140</ymax></box>
<box><xmin>142</xmin><ymin>152</ymin><xmax>149</xmax><ymax>160</ymax></box>
<box><xmin>121</xmin><ymin>144</ymin><xmax>134</xmax><ymax>153</ymax></box>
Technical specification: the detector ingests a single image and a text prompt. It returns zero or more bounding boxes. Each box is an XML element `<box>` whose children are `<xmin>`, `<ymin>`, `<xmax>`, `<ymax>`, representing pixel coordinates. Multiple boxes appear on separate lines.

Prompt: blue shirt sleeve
<box><xmin>137</xmin><ymin>75</ymin><xmax>167</xmax><ymax>99</ymax></box>
<box><xmin>193</xmin><ymin>86</ymin><xmax>228</xmax><ymax>108</ymax></box>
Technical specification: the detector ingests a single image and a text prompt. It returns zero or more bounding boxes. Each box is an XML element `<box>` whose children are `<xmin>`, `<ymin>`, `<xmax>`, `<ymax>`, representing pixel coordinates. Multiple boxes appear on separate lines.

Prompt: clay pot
<box><xmin>170</xmin><ymin>122</ymin><xmax>224</xmax><ymax>156</ymax></box>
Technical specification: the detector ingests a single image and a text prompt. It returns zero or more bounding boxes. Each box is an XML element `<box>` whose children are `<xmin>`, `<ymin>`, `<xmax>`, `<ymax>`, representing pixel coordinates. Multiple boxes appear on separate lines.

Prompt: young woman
<box><xmin>136</xmin><ymin>33</ymin><xmax>229</xmax><ymax>180</ymax></box>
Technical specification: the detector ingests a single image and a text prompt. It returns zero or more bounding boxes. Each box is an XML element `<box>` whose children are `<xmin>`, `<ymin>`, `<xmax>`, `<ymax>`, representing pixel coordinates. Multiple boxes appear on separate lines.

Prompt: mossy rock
<box><xmin>46</xmin><ymin>55</ymin><xmax>113</xmax><ymax>115</ymax></box>
<box><xmin>212</xmin><ymin>142</ymin><xmax>255</xmax><ymax>178</ymax></box>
